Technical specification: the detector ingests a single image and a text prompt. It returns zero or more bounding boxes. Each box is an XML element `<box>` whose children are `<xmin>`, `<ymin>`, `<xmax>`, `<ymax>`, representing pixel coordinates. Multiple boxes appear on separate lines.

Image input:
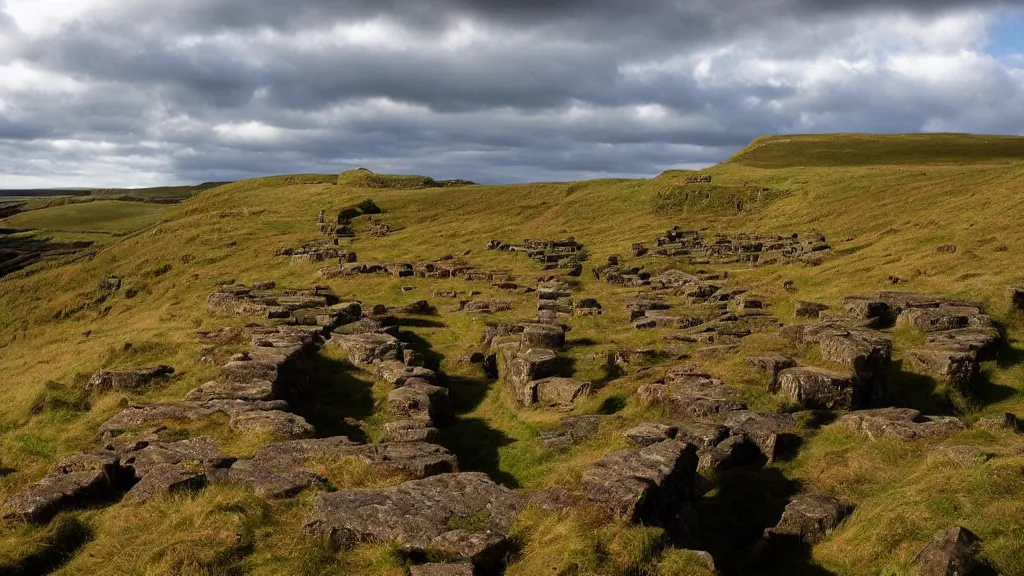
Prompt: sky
<box><xmin>0</xmin><ymin>0</ymin><xmax>1023</xmax><ymax>188</ymax></box>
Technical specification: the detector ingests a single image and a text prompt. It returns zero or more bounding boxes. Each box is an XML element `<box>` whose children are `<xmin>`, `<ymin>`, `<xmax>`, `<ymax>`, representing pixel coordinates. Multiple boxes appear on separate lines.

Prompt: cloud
<box><xmin>1</xmin><ymin>0</ymin><xmax>1023</xmax><ymax>187</ymax></box>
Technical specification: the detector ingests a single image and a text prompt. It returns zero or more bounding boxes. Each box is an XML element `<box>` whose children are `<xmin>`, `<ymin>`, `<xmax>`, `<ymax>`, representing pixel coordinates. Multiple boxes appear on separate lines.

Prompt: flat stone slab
<box><xmin>228</xmin><ymin>410</ymin><xmax>314</xmax><ymax>440</ymax></box>
<box><xmin>836</xmin><ymin>408</ymin><xmax>966</xmax><ymax>440</ymax></box>
<box><xmin>85</xmin><ymin>365</ymin><xmax>175</xmax><ymax>393</ymax></box>
<box><xmin>186</xmin><ymin>379</ymin><xmax>275</xmax><ymax>402</ymax></box>
<box><xmin>581</xmin><ymin>439</ymin><xmax>698</xmax><ymax>537</ymax></box>
<box><xmin>4</xmin><ymin>468</ymin><xmax>115</xmax><ymax>523</ymax></box>
<box><xmin>540</xmin><ymin>415</ymin><xmax>603</xmax><ymax>449</ymax></box>
<box><xmin>637</xmin><ymin>365</ymin><xmax>746</xmax><ymax>419</ymax></box>
<box><xmin>304</xmin><ymin>472</ymin><xmax>520</xmax><ymax>562</ymax></box>
<box><xmin>227</xmin><ymin>437</ymin><xmax>457</xmax><ymax>498</ymax></box>
<box><xmin>387</xmin><ymin>381</ymin><xmax>452</xmax><ymax>424</ymax></box>
<box><xmin>533</xmin><ymin>377</ymin><xmax>592</xmax><ymax>408</ymax></box>
<box><xmin>120</xmin><ymin>436</ymin><xmax>227</xmax><ymax>479</ymax></box>
<box><xmin>329</xmin><ymin>332</ymin><xmax>401</xmax><ymax>367</ymax></box>
<box><xmin>724</xmin><ymin>411</ymin><xmax>799</xmax><ymax>464</ymax></box>
<box><xmin>374</xmin><ymin>361</ymin><xmax>437</xmax><ymax>387</ymax></box>
<box><xmin>623</xmin><ymin>423</ymin><xmax>679</xmax><ymax>447</ymax></box>
<box><xmin>409</xmin><ymin>563</ymin><xmax>474</xmax><ymax>576</ymax></box>
<box><xmin>124</xmin><ymin>463</ymin><xmax>206</xmax><ymax>503</ymax></box>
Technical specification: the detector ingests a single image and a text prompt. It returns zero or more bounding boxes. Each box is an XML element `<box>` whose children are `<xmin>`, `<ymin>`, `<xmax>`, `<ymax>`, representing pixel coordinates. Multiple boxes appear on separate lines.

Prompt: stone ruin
<box><xmin>487</xmin><ymin>237</ymin><xmax>587</xmax><ymax>274</ymax></box>
<box><xmin>631</xmin><ymin>227</ymin><xmax>831</xmax><ymax>267</ymax></box>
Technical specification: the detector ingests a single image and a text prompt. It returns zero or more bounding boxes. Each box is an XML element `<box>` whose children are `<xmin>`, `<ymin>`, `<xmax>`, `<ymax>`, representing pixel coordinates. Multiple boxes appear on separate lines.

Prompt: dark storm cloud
<box><xmin>1</xmin><ymin>0</ymin><xmax>1023</xmax><ymax>186</ymax></box>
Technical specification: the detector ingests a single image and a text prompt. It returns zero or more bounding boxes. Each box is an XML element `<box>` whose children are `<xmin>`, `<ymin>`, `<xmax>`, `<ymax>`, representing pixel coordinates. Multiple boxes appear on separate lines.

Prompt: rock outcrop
<box><xmin>304</xmin><ymin>472</ymin><xmax>521</xmax><ymax>563</ymax></box>
<box><xmin>764</xmin><ymin>494</ymin><xmax>853</xmax><ymax>545</ymax></box>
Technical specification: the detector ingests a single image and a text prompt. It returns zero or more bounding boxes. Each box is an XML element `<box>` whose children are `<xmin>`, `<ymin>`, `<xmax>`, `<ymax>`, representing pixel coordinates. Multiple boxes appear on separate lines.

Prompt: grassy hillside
<box><xmin>1</xmin><ymin>135</ymin><xmax>1024</xmax><ymax>575</ymax></box>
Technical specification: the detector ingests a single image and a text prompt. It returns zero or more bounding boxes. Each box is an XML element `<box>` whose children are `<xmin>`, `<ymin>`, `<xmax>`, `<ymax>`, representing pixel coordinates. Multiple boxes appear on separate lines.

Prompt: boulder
<box><xmin>697</xmin><ymin>433</ymin><xmax>762</xmax><ymax>474</ymax></box>
<box><xmin>581</xmin><ymin>440</ymin><xmax>698</xmax><ymax>539</ymax></box>
<box><xmin>329</xmin><ymin>332</ymin><xmax>401</xmax><ymax>367</ymax></box>
<box><xmin>623</xmin><ymin>423</ymin><xmax>679</xmax><ymax>447</ymax></box>
<box><xmin>673</xmin><ymin>419</ymin><xmax>731</xmax><ymax>449</ymax></box>
<box><xmin>387</xmin><ymin>381</ymin><xmax>453</xmax><ymax>424</ymax></box>
<box><xmin>85</xmin><ymin>365</ymin><xmax>175</xmax><ymax>393</ymax></box>
<box><xmin>228</xmin><ymin>410</ymin><xmax>314</xmax><ymax>440</ymax></box>
<box><xmin>382</xmin><ymin>419</ymin><xmax>440</xmax><ymax>443</ymax></box>
<box><xmin>724</xmin><ymin>411</ymin><xmax>799</xmax><ymax>464</ymax></box>
<box><xmin>974</xmin><ymin>412</ymin><xmax>1024</xmax><ymax>433</ymax></box>
<box><xmin>374</xmin><ymin>361</ymin><xmax>438</xmax><ymax>387</ymax></box>
<box><xmin>533</xmin><ymin>377</ymin><xmax>592</xmax><ymax>408</ymax></box>
<box><xmin>764</xmin><ymin>494</ymin><xmax>853</xmax><ymax>546</ymax></box>
<box><xmin>816</xmin><ymin>327</ymin><xmax>891</xmax><ymax>405</ymax></box>
<box><xmin>500</xmin><ymin>347</ymin><xmax>559</xmax><ymax>406</ymax></box>
<box><xmin>926</xmin><ymin>328</ymin><xmax>1001</xmax><ymax>362</ymax></box>
<box><xmin>897</xmin><ymin>306</ymin><xmax>992</xmax><ymax>333</ymax></box>
<box><xmin>843</xmin><ymin>297</ymin><xmax>891</xmax><ymax>324</ymax></box>
<box><xmin>795</xmin><ymin>301</ymin><xmax>830</xmax><ymax>318</ymax></box>
<box><xmin>3</xmin><ymin>463</ymin><xmax>118</xmax><ymax>523</ymax></box>
<box><xmin>638</xmin><ymin>366</ymin><xmax>746</xmax><ymax>419</ymax></box>
<box><xmin>540</xmin><ymin>415</ymin><xmax>602</xmax><ymax>450</ymax></box>
<box><xmin>304</xmin><ymin>472</ymin><xmax>520</xmax><ymax>563</ymax></box>
<box><xmin>520</xmin><ymin>323</ymin><xmax>566</xmax><ymax>350</ymax></box>
<box><xmin>913</xmin><ymin>526</ymin><xmax>982</xmax><ymax>576</ymax></box>
<box><xmin>747</xmin><ymin>356</ymin><xmax>797</xmax><ymax>390</ymax></box>
<box><xmin>909</xmin><ymin>348</ymin><xmax>979</xmax><ymax>391</ymax></box>
<box><xmin>776</xmin><ymin>367</ymin><xmax>854</xmax><ymax>410</ymax></box>
<box><xmin>836</xmin><ymin>408</ymin><xmax>967</xmax><ymax>441</ymax></box>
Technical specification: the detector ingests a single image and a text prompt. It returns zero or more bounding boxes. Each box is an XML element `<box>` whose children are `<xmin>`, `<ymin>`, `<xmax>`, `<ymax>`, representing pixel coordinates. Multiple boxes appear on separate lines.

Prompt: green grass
<box><xmin>0</xmin><ymin>200</ymin><xmax>167</xmax><ymax>234</ymax></box>
<box><xmin>3</xmin><ymin>134</ymin><xmax>1024</xmax><ymax>574</ymax></box>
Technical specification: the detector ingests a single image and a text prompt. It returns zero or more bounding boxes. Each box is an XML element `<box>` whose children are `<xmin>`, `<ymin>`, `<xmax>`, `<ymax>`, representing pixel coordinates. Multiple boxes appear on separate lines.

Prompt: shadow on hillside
<box><xmin>0</xmin><ymin>515</ymin><xmax>93</xmax><ymax>576</ymax></box>
<box><xmin>291</xmin><ymin>353</ymin><xmax>374</xmax><ymax>442</ymax></box>
<box><xmin>437</xmin><ymin>373</ymin><xmax>519</xmax><ymax>487</ymax></box>
<box><xmin>884</xmin><ymin>360</ymin><xmax>956</xmax><ymax>415</ymax></box>
<box><xmin>695</xmin><ymin>468</ymin><xmax>836</xmax><ymax>576</ymax></box>
<box><xmin>0</xmin><ymin>232</ymin><xmax>93</xmax><ymax>279</ymax></box>
<box><xmin>395</xmin><ymin>326</ymin><xmax>521</xmax><ymax>487</ymax></box>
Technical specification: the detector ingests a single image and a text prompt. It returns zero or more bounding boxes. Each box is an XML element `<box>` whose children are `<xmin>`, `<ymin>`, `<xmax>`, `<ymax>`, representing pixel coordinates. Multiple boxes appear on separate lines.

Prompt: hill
<box><xmin>1</xmin><ymin>137</ymin><xmax>1024</xmax><ymax>575</ymax></box>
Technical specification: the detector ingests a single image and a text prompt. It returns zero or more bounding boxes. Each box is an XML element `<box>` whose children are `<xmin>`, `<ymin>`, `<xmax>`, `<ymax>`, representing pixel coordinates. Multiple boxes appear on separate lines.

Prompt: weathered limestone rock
<box><xmin>228</xmin><ymin>438</ymin><xmax>457</xmax><ymax>498</ymax></box>
<box><xmin>520</xmin><ymin>323</ymin><xmax>566</xmax><ymax>350</ymax></box>
<box><xmin>99</xmin><ymin>402</ymin><xmax>222</xmax><ymax>439</ymax></box>
<box><xmin>382</xmin><ymin>418</ymin><xmax>439</xmax><ymax>443</ymax></box>
<box><xmin>843</xmin><ymin>296</ymin><xmax>891</xmax><ymax>325</ymax></box>
<box><xmin>934</xmin><ymin>445</ymin><xmax>994</xmax><ymax>466</ymax></box>
<box><xmin>673</xmin><ymin>419</ymin><xmax>731</xmax><ymax>449</ymax></box>
<box><xmin>409</xmin><ymin>564</ymin><xmax>474</xmax><ymax>576</ymax></box>
<box><xmin>533</xmin><ymin>377</ymin><xmax>592</xmax><ymax>408</ymax></box>
<box><xmin>623</xmin><ymin>423</ymin><xmax>679</xmax><ymax>447</ymax></box>
<box><xmin>304</xmin><ymin>472</ymin><xmax>520</xmax><ymax>562</ymax></box>
<box><xmin>4</xmin><ymin>453</ymin><xmax>121</xmax><ymax>522</ymax></box>
<box><xmin>540</xmin><ymin>415</ymin><xmax>602</xmax><ymax>449</ymax></box>
<box><xmin>816</xmin><ymin>327</ymin><xmax>891</xmax><ymax>405</ymax></box>
<box><xmin>85</xmin><ymin>365</ymin><xmax>175</xmax><ymax>393</ymax></box>
<box><xmin>120</xmin><ymin>437</ymin><xmax>226</xmax><ymax>480</ymax></box>
<box><xmin>795</xmin><ymin>301</ymin><xmax>830</xmax><ymax>318</ymax></box>
<box><xmin>898</xmin><ymin>306</ymin><xmax>992</xmax><ymax>333</ymax></box>
<box><xmin>926</xmin><ymin>328</ymin><xmax>1001</xmax><ymax>362</ymax></box>
<box><xmin>836</xmin><ymin>408</ymin><xmax>967</xmax><ymax>441</ymax></box>
<box><xmin>697</xmin><ymin>433</ymin><xmax>762</xmax><ymax>474</ymax></box>
<box><xmin>582</xmin><ymin>440</ymin><xmax>699</xmax><ymax>538</ymax></box>
<box><xmin>913</xmin><ymin>526</ymin><xmax>982</xmax><ymax>576</ymax></box>
<box><xmin>909</xmin><ymin>348</ymin><xmax>979</xmax><ymax>391</ymax></box>
<box><xmin>975</xmin><ymin>412</ymin><xmax>1024</xmax><ymax>433</ymax></box>
<box><xmin>764</xmin><ymin>494</ymin><xmax>853</xmax><ymax>545</ymax></box>
<box><xmin>228</xmin><ymin>410</ymin><xmax>314</xmax><ymax>439</ymax></box>
<box><xmin>387</xmin><ymin>381</ymin><xmax>453</xmax><ymax>424</ymax></box>
<box><xmin>638</xmin><ymin>368</ymin><xmax>746</xmax><ymax>419</ymax></box>
<box><xmin>329</xmin><ymin>332</ymin><xmax>401</xmax><ymax>367</ymax></box>
<box><xmin>747</xmin><ymin>356</ymin><xmax>797</xmax><ymax>391</ymax></box>
<box><xmin>374</xmin><ymin>361</ymin><xmax>437</xmax><ymax>387</ymax></box>
<box><xmin>186</xmin><ymin>379</ymin><xmax>274</xmax><ymax>402</ymax></box>
<box><xmin>499</xmin><ymin>346</ymin><xmax>559</xmax><ymax>406</ymax></box>
<box><xmin>125</xmin><ymin>464</ymin><xmax>205</xmax><ymax>503</ymax></box>
<box><xmin>724</xmin><ymin>411</ymin><xmax>799</xmax><ymax>464</ymax></box>
<box><xmin>776</xmin><ymin>367</ymin><xmax>854</xmax><ymax>410</ymax></box>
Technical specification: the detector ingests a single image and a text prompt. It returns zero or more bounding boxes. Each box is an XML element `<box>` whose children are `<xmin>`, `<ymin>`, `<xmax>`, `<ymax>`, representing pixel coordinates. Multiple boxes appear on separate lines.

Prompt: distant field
<box><xmin>729</xmin><ymin>133</ymin><xmax>1024</xmax><ymax>167</ymax></box>
<box><xmin>0</xmin><ymin>200</ymin><xmax>166</xmax><ymax>234</ymax></box>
